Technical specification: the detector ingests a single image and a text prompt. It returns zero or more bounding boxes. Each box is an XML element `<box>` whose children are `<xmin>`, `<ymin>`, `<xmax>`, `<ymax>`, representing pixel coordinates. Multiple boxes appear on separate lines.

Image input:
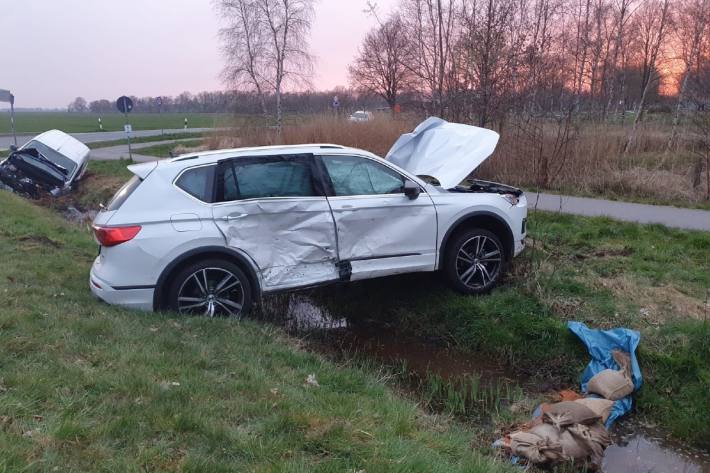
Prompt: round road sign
<box><xmin>116</xmin><ymin>96</ymin><xmax>134</xmax><ymax>114</ymax></box>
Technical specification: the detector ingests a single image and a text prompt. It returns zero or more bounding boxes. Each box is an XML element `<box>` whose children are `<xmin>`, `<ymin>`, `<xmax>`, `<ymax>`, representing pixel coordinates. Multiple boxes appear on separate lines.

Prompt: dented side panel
<box><xmin>212</xmin><ymin>198</ymin><xmax>339</xmax><ymax>291</ymax></box>
<box><xmin>328</xmin><ymin>194</ymin><xmax>438</xmax><ymax>278</ymax></box>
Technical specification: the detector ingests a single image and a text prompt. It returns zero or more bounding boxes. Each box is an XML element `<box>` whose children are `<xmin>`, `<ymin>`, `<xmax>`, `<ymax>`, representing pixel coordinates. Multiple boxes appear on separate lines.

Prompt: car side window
<box><xmin>219</xmin><ymin>157</ymin><xmax>318</xmax><ymax>201</ymax></box>
<box><xmin>176</xmin><ymin>165</ymin><xmax>215</xmax><ymax>202</ymax></box>
<box><xmin>322</xmin><ymin>155</ymin><xmax>405</xmax><ymax>196</ymax></box>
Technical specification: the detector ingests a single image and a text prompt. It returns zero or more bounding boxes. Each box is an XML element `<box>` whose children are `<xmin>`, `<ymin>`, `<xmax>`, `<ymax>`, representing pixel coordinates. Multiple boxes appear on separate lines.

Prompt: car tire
<box><xmin>444</xmin><ymin>228</ymin><xmax>506</xmax><ymax>295</ymax></box>
<box><xmin>167</xmin><ymin>259</ymin><xmax>252</xmax><ymax>318</ymax></box>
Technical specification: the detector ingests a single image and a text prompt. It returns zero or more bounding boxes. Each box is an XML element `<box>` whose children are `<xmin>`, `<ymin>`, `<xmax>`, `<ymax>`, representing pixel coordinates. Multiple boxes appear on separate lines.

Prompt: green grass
<box><xmin>0</xmin><ymin>190</ymin><xmax>515</xmax><ymax>472</ymax></box>
<box><xmin>86</xmin><ymin>132</ymin><xmax>206</xmax><ymax>150</ymax></box>
<box><xmin>3</xmin><ymin>154</ymin><xmax>709</xmax><ymax>458</ymax></box>
<box><xmin>309</xmin><ymin>212</ymin><xmax>710</xmax><ymax>448</ymax></box>
<box><xmin>0</xmin><ymin>112</ymin><xmax>227</xmax><ymax>134</ymax></box>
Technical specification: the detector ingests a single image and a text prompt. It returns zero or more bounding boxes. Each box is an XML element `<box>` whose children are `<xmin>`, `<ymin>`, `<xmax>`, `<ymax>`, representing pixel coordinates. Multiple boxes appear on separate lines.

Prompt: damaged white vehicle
<box><xmin>90</xmin><ymin>118</ymin><xmax>527</xmax><ymax>317</ymax></box>
<box><xmin>0</xmin><ymin>130</ymin><xmax>90</xmax><ymax>198</ymax></box>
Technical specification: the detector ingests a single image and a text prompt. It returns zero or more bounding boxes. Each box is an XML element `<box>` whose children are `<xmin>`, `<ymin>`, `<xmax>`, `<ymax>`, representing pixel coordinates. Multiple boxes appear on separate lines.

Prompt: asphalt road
<box><xmin>529</xmin><ymin>192</ymin><xmax>710</xmax><ymax>232</ymax></box>
<box><xmin>0</xmin><ymin>128</ymin><xmax>211</xmax><ymax>150</ymax></box>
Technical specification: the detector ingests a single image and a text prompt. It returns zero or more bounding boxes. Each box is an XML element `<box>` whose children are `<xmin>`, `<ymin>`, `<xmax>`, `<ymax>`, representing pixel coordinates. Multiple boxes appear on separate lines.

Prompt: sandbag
<box><xmin>568</xmin><ymin>422</ymin><xmax>612</xmax><ymax>465</ymax></box>
<box><xmin>559</xmin><ymin>430</ymin><xmax>589</xmax><ymax>461</ymax></box>
<box><xmin>509</xmin><ymin>431</ymin><xmax>548</xmax><ymax>464</ymax></box>
<box><xmin>543</xmin><ymin>401</ymin><xmax>600</xmax><ymax>428</ymax></box>
<box><xmin>574</xmin><ymin>398</ymin><xmax>615</xmax><ymax>423</ymax></box>
<box><xmin>528</xmin><ymin>423</ymin><xmax>564</xmax><ymax>462</ymax></box>
<box><xmin>587</xmin><ymin>369</ymin><xmax>634</xmax><ymax>400</ymax></box>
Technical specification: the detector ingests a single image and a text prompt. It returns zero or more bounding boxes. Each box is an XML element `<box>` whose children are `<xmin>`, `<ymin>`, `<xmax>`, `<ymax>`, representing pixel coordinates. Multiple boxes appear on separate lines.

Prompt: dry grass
<box><xmin>483</xmin><ymin>120</ymin><xmax>709</xmax><ymax>205</ymax></box>
<box><xmin>208</xmin><ymin>114</ymin><xmax>709</xmax><ymax>206</ymax></box>
<box><xmin>207</xmin><ymin>114</ymin><xmax>418</xmax><ymax>157</ymax></box>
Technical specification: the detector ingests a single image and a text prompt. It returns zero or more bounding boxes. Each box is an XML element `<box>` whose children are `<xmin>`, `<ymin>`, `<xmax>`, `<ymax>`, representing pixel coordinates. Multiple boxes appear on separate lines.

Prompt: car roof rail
<box><xmin>319</xmin><ymin>145</ymin><xmax>345</xmax><ymax>149</ymax></box>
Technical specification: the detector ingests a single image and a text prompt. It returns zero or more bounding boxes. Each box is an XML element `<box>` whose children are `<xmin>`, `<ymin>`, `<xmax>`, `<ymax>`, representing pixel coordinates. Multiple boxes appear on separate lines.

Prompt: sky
<box><xmin>0</xmin><ymin>0</ymin><xmax>398</xmax><ymax>109</ymax></box>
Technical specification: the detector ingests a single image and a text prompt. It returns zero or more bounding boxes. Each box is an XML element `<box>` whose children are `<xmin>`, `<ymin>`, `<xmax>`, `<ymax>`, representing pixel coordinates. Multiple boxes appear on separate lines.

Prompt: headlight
<box><xmin>501</xmin><ymin>194</ymin><xmax>519</xmax><ymax>206</ymax></box>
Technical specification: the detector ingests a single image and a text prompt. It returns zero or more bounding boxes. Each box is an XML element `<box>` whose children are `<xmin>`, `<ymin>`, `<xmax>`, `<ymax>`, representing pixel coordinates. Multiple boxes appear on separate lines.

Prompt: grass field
<box><xmin>86</xmin><ymin>132</ymin><xmax>206</xmax><ymax>150</ymax></box>
<box><xmin>1</xmin><ymin>152</ymin><xmax>709</xmax><ymax>470</ymax></box>
<box><xmin>51</xmin><ymin>160</ymin><xmax>710</xmax><ymax>451</ymax></box>
<box><xmin>313</xmin><ymin>213</ymin><xmax>710</xmax><ymax>448</ymax></box>
<box><xmin>0</xmin><ymin>190</ymin><xmax>516</xmax><ymax>473</ymax></box>
<box><xmin>0</xmin><ymin>112</ymin><xmax>227</xmax><ymax>134</ymax></box>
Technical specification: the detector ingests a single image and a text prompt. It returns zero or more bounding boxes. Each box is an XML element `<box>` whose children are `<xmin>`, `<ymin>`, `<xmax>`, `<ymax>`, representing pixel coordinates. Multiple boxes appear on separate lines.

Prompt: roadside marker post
<box><xmin>116</xmin><ymin>96</ymin><xmax>134</xmax><ymax>161</ymax></box>
<box><xmin>184</xmin><ymin>117</ymin><xmax>188</xmax><ymax>130</ymax></box>
<box><xmin>98</xmin><ymin>117</ymin><xmax>103</xmax><ymax>131</ymax></box>
<box><xmin>0</xmin><ymin>89</ymin><xmax>17</xmax><ymax>147</ymax></box>
<box><xmin>156</xmin><ymin>96</ymin><xmax>164</xmax><ymax>136</ymax></box>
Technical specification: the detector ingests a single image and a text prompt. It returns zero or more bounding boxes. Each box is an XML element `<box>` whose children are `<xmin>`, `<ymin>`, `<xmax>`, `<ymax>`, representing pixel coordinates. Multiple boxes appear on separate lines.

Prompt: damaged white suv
<box><xmin>90</xmin><ymin>118</ymin><xmax>527</xmax><ymax>317</ymax></box>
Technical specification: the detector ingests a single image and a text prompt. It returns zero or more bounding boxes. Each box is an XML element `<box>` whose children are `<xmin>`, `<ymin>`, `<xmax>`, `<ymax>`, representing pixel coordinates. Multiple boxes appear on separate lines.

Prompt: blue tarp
<box><xmin>568</xmin><ymin>321</ymin><xmax>642</xmax><ymax>428</ymax></box>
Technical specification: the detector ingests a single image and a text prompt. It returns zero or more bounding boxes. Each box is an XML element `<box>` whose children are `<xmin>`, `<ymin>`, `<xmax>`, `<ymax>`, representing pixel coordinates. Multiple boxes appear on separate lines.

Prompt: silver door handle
<box><xmin>222</xmin><ymin>214</ymin><xmax>247</xmax><ymax>221</ymax></box>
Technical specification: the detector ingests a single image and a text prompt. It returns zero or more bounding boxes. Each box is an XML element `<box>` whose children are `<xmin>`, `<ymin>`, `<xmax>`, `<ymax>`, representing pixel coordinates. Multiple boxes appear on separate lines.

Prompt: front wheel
<box><xmin>444</xmin><ymin>228</ymin><xmax>506</xmax><ymax>294</ymax></box>
<box><xmin>167</xmin><ymin>259</ymin><xmax>252</xmax><ymax>318</ymax></box>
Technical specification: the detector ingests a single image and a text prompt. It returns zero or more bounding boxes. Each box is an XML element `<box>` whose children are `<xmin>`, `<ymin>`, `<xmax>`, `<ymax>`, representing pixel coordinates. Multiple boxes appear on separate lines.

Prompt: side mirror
<box><xmin>403</xmin><ymin>179</ymin><xmax>421</xmax><ymax>200</ymax></box>
<box><xmin>9</xmin><ymin>145</ymin><xmax>18</xmax><ymax>152</ymax></box>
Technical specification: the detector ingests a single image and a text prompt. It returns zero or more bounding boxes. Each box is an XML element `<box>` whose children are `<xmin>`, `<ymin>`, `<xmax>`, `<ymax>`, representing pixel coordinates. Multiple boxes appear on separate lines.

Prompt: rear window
<box><xmin>176</xmin><ymin>165</ymin><xmax>215</xmax><ymax>202</ymax></box>
<box><xmin>106</xmin><ymin>175</ymin><xmax>141</xmax><ymax>211</ymax></box>
<box><xmin>218</xmin><ymin>157</ymin><xmax>317</xmax><ymax>201</ymax></box>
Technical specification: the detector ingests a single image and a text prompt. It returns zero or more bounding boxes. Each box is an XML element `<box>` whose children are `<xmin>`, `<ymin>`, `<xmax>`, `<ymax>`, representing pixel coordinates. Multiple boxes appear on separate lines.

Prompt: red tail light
<box><xmin>92</xmin><ymin>225</ymin><xmax>141</xmax><ymax>247</ymax></box>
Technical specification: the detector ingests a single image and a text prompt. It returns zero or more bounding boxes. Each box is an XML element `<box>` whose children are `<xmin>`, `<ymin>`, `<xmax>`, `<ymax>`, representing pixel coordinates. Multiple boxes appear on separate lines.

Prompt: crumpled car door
<box><xmin>211</xmin><ymin>154</ymin><xmax>339</xmax><ymax>291</ymax></box>
<box><xmin>318</xmin><ymin>154</ymin><xmax>437</xmax><ymax>280</ymax></box>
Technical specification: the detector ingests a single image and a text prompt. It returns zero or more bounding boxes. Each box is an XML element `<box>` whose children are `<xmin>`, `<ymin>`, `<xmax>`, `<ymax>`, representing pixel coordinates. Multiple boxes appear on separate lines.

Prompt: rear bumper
<box><xmin>90</xmin><ymin>266</ymin><xmax>154</xmax><ymax>311</ymax></box>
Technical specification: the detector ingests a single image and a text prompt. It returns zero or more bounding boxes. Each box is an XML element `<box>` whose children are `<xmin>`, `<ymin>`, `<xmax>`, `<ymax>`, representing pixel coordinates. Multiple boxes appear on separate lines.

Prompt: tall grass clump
<box><xmin>208</xmin><ymin>114</ymin><xmax>418</xmax><ymax>157</ymax></box>
<box><xmin>209</xmin><ymin>114</ymin><xmax>708</xmax><ymax>206</ymax></box>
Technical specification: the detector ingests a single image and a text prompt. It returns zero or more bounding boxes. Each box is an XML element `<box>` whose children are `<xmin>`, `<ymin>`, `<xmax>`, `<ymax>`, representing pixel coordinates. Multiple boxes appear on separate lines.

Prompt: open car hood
<box><xmin>385</xmin><ymin>117</ymin><xmax>499</xmax><ymax>188</ymax></box>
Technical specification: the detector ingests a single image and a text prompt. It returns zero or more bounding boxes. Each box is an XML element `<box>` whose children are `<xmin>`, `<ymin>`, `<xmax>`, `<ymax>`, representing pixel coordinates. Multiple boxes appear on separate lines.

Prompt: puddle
<box><xmin>259</xmin><ymin>293</ymin><xmax>710</xmax><ymax>471</ymax></box>
<box><xmin>260</xmin><ymin>293</ymin><xmax>512</xmax><ymax>383</ymax></box>
<box><xmin>604</xmin><ymin>421</ymin><xmax>710</xmax><ymax>473</ymax></box>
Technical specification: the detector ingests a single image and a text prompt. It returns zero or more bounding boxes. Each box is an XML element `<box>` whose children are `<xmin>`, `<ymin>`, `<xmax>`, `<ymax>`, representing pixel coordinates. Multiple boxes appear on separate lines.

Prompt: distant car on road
<box><xmin>0</xmin><ymin>130</ymin><xmax>89</xmax><ymax>198</ymax></box>
<box><xmin>89</xmin><ymin>118</ymin><xmax>527</xmax><ymax>318</ymax></box>
<box><xmin>348</xmin><ymin>110</ymin><xmax>373</xmax><ymax>122</ymax></box>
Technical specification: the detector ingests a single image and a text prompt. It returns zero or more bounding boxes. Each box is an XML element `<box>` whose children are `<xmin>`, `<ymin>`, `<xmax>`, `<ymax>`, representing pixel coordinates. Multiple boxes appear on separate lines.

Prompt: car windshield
<box><xmin>20</xmin><ymin>140</ymin><xmax>78</xmax><ymax>178</ymax></box>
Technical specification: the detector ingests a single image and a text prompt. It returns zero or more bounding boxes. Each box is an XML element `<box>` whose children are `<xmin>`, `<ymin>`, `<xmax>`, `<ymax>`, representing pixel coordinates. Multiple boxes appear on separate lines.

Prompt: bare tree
<box><xmin>219</xmin><ymin>0</ymin><xmax>270</xmax><ymax>116</ymax></box>
<box><xmin>666</xmin><ymin>0</ymin><xmax>710</xmax><ymax>151</ymax></box>
<box><xmin>349</xmin><ymin>16</ymin><xmax>413</xmax><ymax>111</ymax></box>
<box><xmin>217</xmin><ymin>0</ymin><xmax>314</xmax><ymax>130</ymax></box>
<box><xmin>458</xmin><ymin>0</ymin><xmax>523</xmax><ymax>127</ymax></box>
<box><xmin>399</xmin><ymin>0</ymin><xmax>457</xmax><ymax>117</ymax></box>
<box><xmin>605</xmin><ymin>0</ymin><xmax>638</xmax><ymax>116</ymax></box>
<box><xmin>257</xmin><ymin>0</ymin><xmax>315</xmax><ymax>131</ymax></box>
<box><xmin>623</xmin><ymin>0</ymin><xmax>672</xmax><ymax>152</ymax></box>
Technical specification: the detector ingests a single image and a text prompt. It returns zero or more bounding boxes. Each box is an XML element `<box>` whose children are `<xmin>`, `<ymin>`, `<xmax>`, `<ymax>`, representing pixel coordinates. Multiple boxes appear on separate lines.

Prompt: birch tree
<box><xmin>218</xmin><ymin>0</ymin><xmax>314</xmax><ymax>131</ymax></box>
<box><xmin>219</xmin><ymin>0</ymin><xmax>270</xmax><ymax>116</ymax></box>
<box><xmin>257</xmin><ymin>0</ymin><xmax>315</xmax><ymax>131</ymax></box>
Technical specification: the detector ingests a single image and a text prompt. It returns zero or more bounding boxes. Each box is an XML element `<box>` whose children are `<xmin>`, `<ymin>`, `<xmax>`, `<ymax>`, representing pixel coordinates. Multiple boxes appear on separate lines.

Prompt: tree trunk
<box><xmin>665</xmin><ymin>66</ymin><xmax>691</xmax><ymax>153</ymax></box>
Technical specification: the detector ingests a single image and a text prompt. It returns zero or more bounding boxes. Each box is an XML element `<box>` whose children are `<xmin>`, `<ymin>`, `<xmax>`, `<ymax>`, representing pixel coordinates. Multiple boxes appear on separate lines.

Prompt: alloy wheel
<box><xmin>176</xmin><ymin>267</ymin><xmax>245</xmax><ymax>317</ymax></box>
<box><xmin>455</xmin><ymin>235</ymin><xmax>503</xmax><ymax>289</ymax></box>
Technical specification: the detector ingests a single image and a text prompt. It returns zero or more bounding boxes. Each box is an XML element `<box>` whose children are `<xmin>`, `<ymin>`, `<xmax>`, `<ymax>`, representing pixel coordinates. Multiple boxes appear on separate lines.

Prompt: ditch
<box><xmin>257</xmin><ymin>290</ymin><xmax>710</xmax><ymax>473</ymax></box>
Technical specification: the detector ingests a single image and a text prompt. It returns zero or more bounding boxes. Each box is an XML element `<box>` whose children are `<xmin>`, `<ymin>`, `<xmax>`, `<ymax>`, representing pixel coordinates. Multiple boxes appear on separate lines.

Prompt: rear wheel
<box><xmin>167</xmin><ymin>259</ymin><xmax>252</xmax><ymax>318</ymax></box>
<box><xmin>444</xmin><ymin>228</ymin><xmax>505</xmax><ymax>294</ymax></box>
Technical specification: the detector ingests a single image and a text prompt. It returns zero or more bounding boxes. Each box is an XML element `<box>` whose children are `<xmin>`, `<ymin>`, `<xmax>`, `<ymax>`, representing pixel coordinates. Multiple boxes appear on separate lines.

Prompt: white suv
<box><xmin>90</xmin><ymin>118</ymin><xmax>527</xmax><ymax>317</ymax></box>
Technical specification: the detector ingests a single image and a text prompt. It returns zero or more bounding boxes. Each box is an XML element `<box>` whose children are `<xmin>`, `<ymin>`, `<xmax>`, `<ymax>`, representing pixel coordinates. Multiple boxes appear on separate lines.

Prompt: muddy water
<box><xmin>604</xmin><ymin>421</ymin><xmax>710</xmax><ymax>473</ymax></box>
<box><xmin>258</xmin><ymin>293</ymin><xmax>710</xmax><ymax>473</ymax></box>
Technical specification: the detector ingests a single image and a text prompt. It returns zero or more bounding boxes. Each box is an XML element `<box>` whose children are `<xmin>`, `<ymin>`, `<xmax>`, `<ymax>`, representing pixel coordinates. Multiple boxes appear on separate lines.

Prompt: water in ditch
<box><xmin>257</xmin><ymin>292</ymin><xmax>710</xmax><ymax>473</ymax></box>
